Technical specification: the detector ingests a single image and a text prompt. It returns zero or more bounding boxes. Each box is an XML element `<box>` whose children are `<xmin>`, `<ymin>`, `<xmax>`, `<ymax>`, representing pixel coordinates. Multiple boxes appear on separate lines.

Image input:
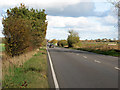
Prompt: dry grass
<box><xmin>71</xmin><ymin>42</ymin><xmax>119</xmax><ymax>57</ymax></box>
<box><xmin>2</xmin><ymin>49</ymin><xmax>39</xmax><ymax>66</ymax></box>
<box><xmin>2</xmin><ymin>47</ymin><xmax>49</xmax><ymax>88</ymax></box>
<box><xmin>0</xmin><ymin>60</ymin><xmax>2</xmax><ymax>89</ymax></box>
<box><xmin>2</xmin><ymin>48</ymin><xmax>40</xmax><ymax>80</ymax></box>
<box><xmin>76</xmin><ymin>42</ymin><xmax>119</xmax><ymax>50</ymax></box>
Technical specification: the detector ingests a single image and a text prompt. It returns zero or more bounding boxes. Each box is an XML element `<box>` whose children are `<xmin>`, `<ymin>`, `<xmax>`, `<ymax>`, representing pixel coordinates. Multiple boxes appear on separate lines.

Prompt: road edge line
<box><xmin>47</xmin><ymin>48</ymin><xmax>60</xmax><ymax>89</ymax></box>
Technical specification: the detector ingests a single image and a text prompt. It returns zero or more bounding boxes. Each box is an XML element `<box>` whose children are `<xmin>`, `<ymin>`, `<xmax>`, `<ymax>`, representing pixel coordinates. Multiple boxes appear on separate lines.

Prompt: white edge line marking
<box><xmin>94</xmin><ymin>60</ymin><xmax>101</xmax><ymax>63</ymax></box>
<box><xmin>47</xmin><ymin>48</ymin><xmax>60</xmax><ymax>89</ymax></box>
<box><xmin>114</xmin><ymin>67</ymin><xmax>120</xmax><ymax>70</ymax></box>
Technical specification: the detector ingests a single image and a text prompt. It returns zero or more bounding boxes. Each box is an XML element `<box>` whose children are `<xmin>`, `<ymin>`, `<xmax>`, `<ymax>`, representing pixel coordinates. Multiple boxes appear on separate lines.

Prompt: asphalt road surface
<box><xmin>48</xmin><ymin>47</ymin><xmax>118</xmax><ymax>88</ymax></box>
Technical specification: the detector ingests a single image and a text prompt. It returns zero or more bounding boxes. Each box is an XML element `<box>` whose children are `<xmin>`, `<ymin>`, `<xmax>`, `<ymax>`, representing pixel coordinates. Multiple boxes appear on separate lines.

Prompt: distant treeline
<box><xmin>2</xmin><ymin>3</ymin><xmax>48</xmax><ymax>57</ymax></box>
<box><xmin>48</xmin><ymin>30</ymin><xmax>119</xmax><ymax>48</ymax></box>
<box><xmin>83</xmin><ymin>38</ymin><xmax>119</xmax><ymax>42</ymax></box>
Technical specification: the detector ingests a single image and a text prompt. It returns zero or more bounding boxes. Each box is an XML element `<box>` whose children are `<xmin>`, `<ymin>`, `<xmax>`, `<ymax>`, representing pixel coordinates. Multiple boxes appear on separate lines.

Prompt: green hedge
<box><xmin>2</xmin><ymin>4</ymin><xmax>47</xmax><ymax>57</ymax></box>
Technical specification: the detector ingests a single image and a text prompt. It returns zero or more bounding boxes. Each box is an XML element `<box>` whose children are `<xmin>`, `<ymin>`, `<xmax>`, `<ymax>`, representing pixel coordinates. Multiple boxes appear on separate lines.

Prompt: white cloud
<box><xmin>0</xmin><ymin>0</ymin><xmax>109</xmax><ymax>10</ymax></box>
<box><xmin>47</xmin><ymin>15</ymin><xmax>117</xmax><ymax>32</ymax></box>
<box><xmin>0</xmin><ymin>16</ymin><xmax>4</xmax><ymax>37</ymax></box>
<box><xmin>46</xmin><ymin>28</ymin><xmax>69</xmax><ymax>40</ymax></box>
<box><xmin>46</xmin><ymin>15</ymin><xmax>117</xmax><ymax>40</ymax></box>
<box><xmin>0</xmin><ymin>0</ymin><xmax>110</xmax><ymax>17</ymax></box>
<box><xmin>0</xmin><ymin>0</ymin><xmax>108</xmax><ymax>9</ymax></box>
<box><xmin>47</xmin><ymin>16</ymin><xmax>91</xmax><ymax>28</ymax></box>
<box><xmin>102</xmin><ymin>15</ymin><xmax>117</xmax><ymax>25</ymax></box>
<box><xmin>0</xmin><ymin>16</ymin><xmax>3</xmax><ymax>30</ymax></box>
<box><xmin>0</xmin><ymin>0</ymin><xmax>91</xmax><ymax>9</ymax></box>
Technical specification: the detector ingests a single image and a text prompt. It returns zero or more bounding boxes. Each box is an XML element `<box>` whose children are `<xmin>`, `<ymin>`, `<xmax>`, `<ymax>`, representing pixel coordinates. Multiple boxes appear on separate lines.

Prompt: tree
<box><xmin>110</xmin><ymin>0</ymin><xmax>120</xmax><ymax>8</ymax></box>
<box><xmin>2</xmin><ymin>3</ymin><xmax>48</xmax><ymax>56</ymax></box>
<box><xmin>30</xmin><ymin>9</ymin><xmax>47</xmax><ymax>48</ymax></box>
<box><xmin>67</xmin><ymin>30</ymin><xmax>79</xmax><ymax>47</ymax></box>
<box><xmin>96</xmin><ymin>39</ymin><xmax>101</xmax><ymax>42</ymax></box>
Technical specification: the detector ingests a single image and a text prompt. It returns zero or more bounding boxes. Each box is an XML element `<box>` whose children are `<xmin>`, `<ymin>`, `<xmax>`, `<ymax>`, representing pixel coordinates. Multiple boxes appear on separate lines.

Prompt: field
<box><xmin>72</xmin><ymin>41</ymin><xmax>119</xmax><ymax>57</ymax></box>
<box><xmin>2</xmin><ymin>48</ymin><xmax>49</xmax><ymax>88</ymax></box>
<box><xmin>79</xmin><ymin>42</ymin><xmax>118</xmax><ymax>49</ymax></box>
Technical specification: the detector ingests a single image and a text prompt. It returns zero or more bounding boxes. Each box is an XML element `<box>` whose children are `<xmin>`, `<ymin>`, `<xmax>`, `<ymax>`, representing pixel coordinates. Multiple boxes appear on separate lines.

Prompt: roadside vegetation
<box><xmin>2</xmin><ymin>48</ymin><xmax>49</xmax><ymax>88</ymax></box>
<box><xmin>0</xmin><ymin>38</ymin><xmax>5</xmax><ymax>52</ymax></box>
<box><xmin>2</xmin><ymin>3</ymin><xmax>49</xmax><ymax>88</ymax></box>
<box><xmin>72</xmin><ymin>40</ymin><xmax>119</xmax><ymax>57</ymax></box>
<box><xmin>0</xmin><ymin>43</ymin><xmax>5</xmax><ymax>52</ymax></box>
<box><xmin>73</xmin><ymin>41</ymin><xmax>119</xmax><ymax>57</ymax></box>
<box><xmin>76</xmin><ymin>48</ymin><xmax>120</xmax><ymax>57</ymax></box>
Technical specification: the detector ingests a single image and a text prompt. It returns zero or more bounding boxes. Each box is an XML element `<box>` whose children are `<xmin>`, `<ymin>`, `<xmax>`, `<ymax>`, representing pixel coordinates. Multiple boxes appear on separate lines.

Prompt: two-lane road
<box><xmin>48</xmin><ymin>47</ymin><xmax>118</xmax><ymax>88</ymax></box>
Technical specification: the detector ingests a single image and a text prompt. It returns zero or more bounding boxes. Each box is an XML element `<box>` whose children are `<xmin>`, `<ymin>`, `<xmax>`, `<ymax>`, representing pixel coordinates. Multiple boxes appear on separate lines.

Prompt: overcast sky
<box><xmin>0</xmin><ymin>0</ymin><xmax>118</xmax><ymax>40</ymax></box>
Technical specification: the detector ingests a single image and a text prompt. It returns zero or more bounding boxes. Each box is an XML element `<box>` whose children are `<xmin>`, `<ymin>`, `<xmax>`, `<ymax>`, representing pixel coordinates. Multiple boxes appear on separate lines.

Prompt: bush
<box><xmin>57</xmin><ymin>40</ymin><xmax>67</xmax><ymax>47</ymax></box>
<box><xmin>49</xmin><ymin>39</ymin><xmax>58</xmax><ymax>45</ymax></box>
<box><xmin>2</xmin><ymin>17</ymin><xmax>31</xmax><ymax>57</ymax></box>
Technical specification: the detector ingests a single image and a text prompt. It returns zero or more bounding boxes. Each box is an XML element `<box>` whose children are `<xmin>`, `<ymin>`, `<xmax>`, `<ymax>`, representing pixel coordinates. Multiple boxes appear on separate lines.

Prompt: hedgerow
<box><xmin>2</xmin><ymin>4</ymin><xmax>47</xmax><ymax>57</ymax></box>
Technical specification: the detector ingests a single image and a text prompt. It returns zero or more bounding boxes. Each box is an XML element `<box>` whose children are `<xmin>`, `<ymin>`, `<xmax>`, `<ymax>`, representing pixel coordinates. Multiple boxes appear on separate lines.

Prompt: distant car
<box><xmin>49</xmin><ymin>43</ymin><xmax>54</xmax><ymax>48</ymax></box>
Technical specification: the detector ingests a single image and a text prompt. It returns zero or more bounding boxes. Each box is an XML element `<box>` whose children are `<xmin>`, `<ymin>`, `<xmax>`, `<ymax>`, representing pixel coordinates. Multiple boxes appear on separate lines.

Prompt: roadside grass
<box><xmin>76</xmin><ymin>48</ymin><xmax>120</xmax><ymax>57</ymax></box>
<box><xmin>2</xmin><ymin>48</ymin><xmax>49</xmax><ymax>88</ymax></box>
<box><xmin>0</xmin><ymin>43</ymin><xmax>5</xmax><ymax>52</ymax></box>
<box><xmin>66</xmin><ymin>42</ymin><xmax>119</xmax><ymax>57</ymax></box>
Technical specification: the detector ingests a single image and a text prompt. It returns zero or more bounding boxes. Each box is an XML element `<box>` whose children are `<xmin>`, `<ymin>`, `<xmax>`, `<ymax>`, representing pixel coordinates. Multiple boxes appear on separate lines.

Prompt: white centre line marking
<box><xmin>114</xmin><ymin>67</ymin><xmax>120</xmax><ymax>70</ymax></box>
<box><xmin>94</xmin><ymin>60</ymin><xmax>101</xmax><ymax>63</ymax></box>
<box><xmin>47</xmin><ymin>48</ymin><xmax>60</xmax><ymax>89</ymax></box>
<box><xmin>83</xmin><ymin>56</ymin><xmax>87</xmax><ymax>58</ymax></box>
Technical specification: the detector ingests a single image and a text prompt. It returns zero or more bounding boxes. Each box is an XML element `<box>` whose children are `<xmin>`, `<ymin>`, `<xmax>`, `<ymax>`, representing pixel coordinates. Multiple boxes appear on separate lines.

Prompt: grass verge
<box><xmin>0</xmin><ymin>43</ymin><xmax>5</xmax><ymax>52</ymax></box>
<box><xmin>2</xmin><ymin>48</ymin><xmax>49</xmax><ymax>88</ymax></box>
<box><xmin>75</xmin><ymin>48</ymin><xmax>120</xmax><ymax>57</ymax></box>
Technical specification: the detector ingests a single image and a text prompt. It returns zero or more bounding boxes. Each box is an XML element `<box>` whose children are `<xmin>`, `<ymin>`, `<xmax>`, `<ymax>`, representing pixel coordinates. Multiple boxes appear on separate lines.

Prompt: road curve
<box><xmin>48</xmin><ymin>47</ymin><xmax>118</xmax><ymax>88</ymax></box>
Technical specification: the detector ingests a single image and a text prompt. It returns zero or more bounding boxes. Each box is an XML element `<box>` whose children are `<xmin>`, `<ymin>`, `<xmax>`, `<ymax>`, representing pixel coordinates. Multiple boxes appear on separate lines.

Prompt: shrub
<box><xmin>57</xmin><ymin>40</ymin><xmax>67</xmax><ymax>47</ymax></box>
<box><xmin>2</xmin><ymin>17</ymin><xmax>31</xmax><ymax>57</ymax></box>
<box><xmin>49</xmin><ymin>39</ymin><xmax>58</xmax><ymax>45</ymax></box>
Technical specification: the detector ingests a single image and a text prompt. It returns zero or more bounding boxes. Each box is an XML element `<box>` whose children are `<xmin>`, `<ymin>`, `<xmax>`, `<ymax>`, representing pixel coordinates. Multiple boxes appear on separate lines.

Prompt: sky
<box><xmin>0</xmin><ymin>0</ymin><xmax>118</xmax><ymax>40</ymax></box>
